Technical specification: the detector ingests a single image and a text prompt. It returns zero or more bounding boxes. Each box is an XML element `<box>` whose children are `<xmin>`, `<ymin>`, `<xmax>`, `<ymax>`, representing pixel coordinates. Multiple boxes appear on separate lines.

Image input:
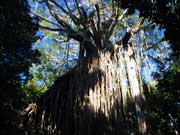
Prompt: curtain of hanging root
<box><xmin>24</xmin><ymin>46</ymin><xmax>146</xmax><ymax>135</ymax></box>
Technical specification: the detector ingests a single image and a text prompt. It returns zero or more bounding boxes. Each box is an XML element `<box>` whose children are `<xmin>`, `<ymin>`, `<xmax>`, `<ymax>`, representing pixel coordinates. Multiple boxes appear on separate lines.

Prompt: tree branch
<box><xmin>49</xmin><ymin>0</ymin><xmax>79</xmax><ymax>24</ymax></box>
<box><xmin>45</xmin><ymin>0</ymin><xmax>69</xmax><ymax>28</ymax></box>
<box><xmin>145</xmin><ymin>38</ymin><xmax>165</xmax><ymax>51</ymax></box>
<box><xmin>108</xmin><ymin>8</ymin><xmax>127</xmax><ymax>39</ymax></box>
<box><xmin>29</xmin><ymin>11</ymin><xmax>60</xmax><ymax>27</ymax></box>
<box><xmin>38</xmin><ymin>24</ymin><xmax>62</xmax><ymax>31</ymax></box>
<box><xmin>95</xmin><ymin>4</ymin><xmax>103</xmax><ymax>48</ymax></box>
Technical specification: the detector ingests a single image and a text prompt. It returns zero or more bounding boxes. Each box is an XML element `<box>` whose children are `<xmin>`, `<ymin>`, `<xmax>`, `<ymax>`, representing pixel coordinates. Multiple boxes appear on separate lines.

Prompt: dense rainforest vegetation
<box><xmin>0</xmin><ymin>0</ymin><xmax>40</xmax><ymax>134</ymax></box>
<box><xmin>0</xmin><ymin>0</ymin><xmax>179</xmax><ymax>135</ymax></box>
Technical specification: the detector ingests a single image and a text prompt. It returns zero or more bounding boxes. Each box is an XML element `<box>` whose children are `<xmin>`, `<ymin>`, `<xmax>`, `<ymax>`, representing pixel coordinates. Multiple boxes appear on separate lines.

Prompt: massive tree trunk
<box><xmin>23</xmin><ymin>44</ymin><xmax>146</xmax><ymax>135</ymax></box>
<box><xmin>23</xmin><ymin>1</ymin><xmax>148</xmax><ymax>134</ymax></box>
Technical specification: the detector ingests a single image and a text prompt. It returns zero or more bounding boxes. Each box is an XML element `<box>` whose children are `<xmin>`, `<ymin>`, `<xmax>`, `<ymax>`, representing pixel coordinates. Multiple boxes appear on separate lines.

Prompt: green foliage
<box><xmin>23</xmin><ymin>37</ymin><xmax>78</xmax><ymax>99</ymax></box>
<box><xmin>146</xmin><ymin>62</ymin><xmax>180</xmax><ymax>134</ymax></box>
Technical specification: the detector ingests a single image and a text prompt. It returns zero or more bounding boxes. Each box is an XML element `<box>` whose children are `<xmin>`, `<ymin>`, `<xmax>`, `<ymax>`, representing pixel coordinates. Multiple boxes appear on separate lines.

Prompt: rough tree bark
<box><xmin>23</xmin><ymin>46</ymin><xmax>146</xmax><ymax>135</ymax></box>
<box><xmin>23</xmin><ymin>1</ymin><xmax>147</xmax><ymax>135</ymax></box>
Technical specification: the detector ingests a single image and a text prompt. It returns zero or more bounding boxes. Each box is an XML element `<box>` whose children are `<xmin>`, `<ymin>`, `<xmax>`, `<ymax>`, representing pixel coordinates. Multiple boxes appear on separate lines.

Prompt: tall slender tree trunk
<box><xmin>23</xmin><ymin>45</ymin><xmax>146</xmax><ymax>135</ymax></box>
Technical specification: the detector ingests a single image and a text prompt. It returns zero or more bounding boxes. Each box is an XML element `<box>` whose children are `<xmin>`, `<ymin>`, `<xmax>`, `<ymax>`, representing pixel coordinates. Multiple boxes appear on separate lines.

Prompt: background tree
<box><xmin>0</xmin><ymin>0</ymin><xmax>39</xmax><ymax>134</ymax></box>
<box><xmin>145</xmin><ymin>60</ymin><xmax>180</xmax><ymax>135</ymax></box>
